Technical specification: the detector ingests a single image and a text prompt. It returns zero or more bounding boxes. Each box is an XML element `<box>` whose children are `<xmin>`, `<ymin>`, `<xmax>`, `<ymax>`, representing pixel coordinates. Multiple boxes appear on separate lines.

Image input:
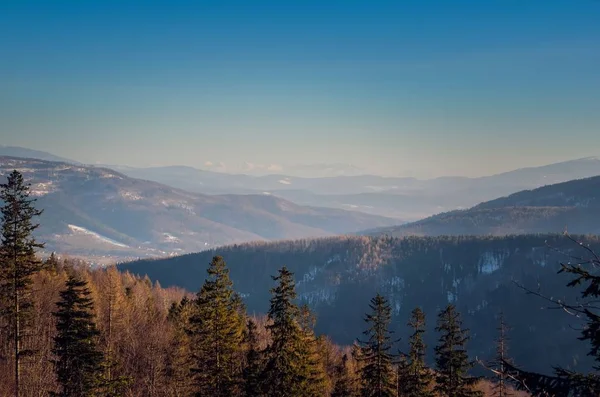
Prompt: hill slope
<box><xmin>363</xmin><ymin>175</ymin><xmax>600</xmax><ymax>237</ymax></box>
<box><xmin>119</xmin><ymin>234</ymin><xmax>600</xmax><ymax>374</ymax></box>
<box><xmin>0</xmin><ymin>157</ymin><xmax>397</xmax><ymax>262</ymax></box>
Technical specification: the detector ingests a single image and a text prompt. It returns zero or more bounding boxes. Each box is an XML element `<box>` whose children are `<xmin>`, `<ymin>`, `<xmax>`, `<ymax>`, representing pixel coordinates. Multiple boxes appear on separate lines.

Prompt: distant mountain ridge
<box><xmin>108</xmin><ymin>156</ymin><xmax>600</xmax><ymax>220</ymax></box>
<box><xmin>4</xmin><ymin>145</ymin><xmax>600</xmax><ymax>221</ymax></box>
<box><xmin>363</xmin><ymin>175</ymin><xmax>600</xmax><ymax>237</ymax></box>
<box><xmin>0</xmin><ymin>156</ymin><xmax>398</xmax><ymax>262</ymax></box>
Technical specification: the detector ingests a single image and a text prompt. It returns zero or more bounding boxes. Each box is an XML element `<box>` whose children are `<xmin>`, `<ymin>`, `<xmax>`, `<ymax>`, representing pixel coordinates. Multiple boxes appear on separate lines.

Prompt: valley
<box><xmin>3</xmin><ymin>3</ymin><xmax>600</xmax><ymax>394</ymax></box>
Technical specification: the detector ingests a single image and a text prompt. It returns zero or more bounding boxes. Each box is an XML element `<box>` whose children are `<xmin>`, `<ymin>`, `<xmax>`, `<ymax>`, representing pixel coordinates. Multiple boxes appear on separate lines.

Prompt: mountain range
<box><xmin>104</xmin><ymin>156</ymin><xmax>600</xmax><ymax>221</ymax></box>
<box><xmin>107</xmin><ymin>158</ymin><xmax>600</xmax><ymax>222</ymax></box>
<box><xmin>4</xmin><ymin>145</ymin><xmax>600</xmax><ymax>221</ymax></box>
<box><xmin>4</xmin><ymin>145</ymin><xmax>600</xmax><ymax>376</ymax></box>
<box><xmin>363</xmin><ymin>175</ymin><xmax>600</xmax><ymax>237</ymax></box>
<box><xmin>3</xmin><ymin>145</ymin><xmax>600</xmax><ymax>263</ymax></box>
<box><xmin>0</xmin><ymin>156</ymin><xmax>397</xmax><ymax>262</ymax></box>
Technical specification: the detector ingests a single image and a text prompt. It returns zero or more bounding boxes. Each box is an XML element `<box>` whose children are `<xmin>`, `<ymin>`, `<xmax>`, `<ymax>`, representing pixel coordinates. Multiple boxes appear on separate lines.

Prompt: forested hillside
<box><xmin>2</xmin><ymin>169</ymin><xmax>599</xmax><ymax>395</ymax></box>
<box><xmin>121</xmin><ymin>233</ymin><xmax>600</xmax><ymax>375</ymax></box>
<box><xmin>364</xmin><ymin>175</ymin><xmax>600</xmax><ymax>237</ymax></box>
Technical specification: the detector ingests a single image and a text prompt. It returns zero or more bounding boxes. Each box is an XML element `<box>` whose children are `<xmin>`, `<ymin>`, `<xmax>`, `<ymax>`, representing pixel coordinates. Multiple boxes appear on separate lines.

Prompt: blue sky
<box><xmin>1</xmin><ymin>0</ymin><xmax>599</xmax><ymax>177</ymax></box>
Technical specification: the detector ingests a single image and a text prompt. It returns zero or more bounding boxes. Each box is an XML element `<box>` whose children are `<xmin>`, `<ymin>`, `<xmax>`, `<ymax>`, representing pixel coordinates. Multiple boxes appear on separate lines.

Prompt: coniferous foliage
<box><xmin>51</xmin><ymin>275</ymin><xmax>104</xmax><ymax>396</ymax></box>
<box><xmin>242</xmin><ymin>318</ymin><xmax>264</xmax><ymax>397</ymax></box>
<box><xmin>262</xmin><ymin>266</ymin><xmax>308</xmax><ymax>397</ymax></box>
<box><xmin>187</xmin><ymin>255</ymin><xmax>246</xmax><ymax>397</ymax></box>
<box><xmin>166</xmin><ymin>296</ymin><xmax>195</xmax><ymax>396</ymax></box>
<box><xmin>358</xmin><ymin>293</ymin><xmax>396</xmax><ymax>397</ymax></box>
<box><xmin>434</xmin><ymin>304</ymin><xmax>482</xmax><ymax>397</ymax></box>
<box><xmin>297</xmin><ymin>304</ymin><xmax>327</xmax><ymax>396</ymax></box>
<box><xmin>0</xmin><ymin>170</ymin><xmax>45</xmax><ymax>396</ymax></box>
<box><xmin>399</xmin><ymin>307</ymin><xmax>433</xmax><ymax>397</ymax></box>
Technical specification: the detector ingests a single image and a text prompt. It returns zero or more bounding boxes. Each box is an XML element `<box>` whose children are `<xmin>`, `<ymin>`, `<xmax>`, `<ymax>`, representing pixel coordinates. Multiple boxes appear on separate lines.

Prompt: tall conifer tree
<box><xmin>434</xmin><ymin>305</ymin><xmax>482</xmax><ymax>397</ymax></box>
<box><xmin>399</xmin><ymin>307</ymin><xmax>433</xmax><ymax>397</ymax></box>
<box><xmin>166</xmin><ymin>296</ymin><xmax>195</xmax><ymax>396</ymax></box>
<box><xmin>0</xmin><ymin>170</ymin><xmax>44</xmax><ymax>397</ymax></box>
<box><xmin>187</xmin><ymin>255</ymin><xmax>246</xmax><ymax>397</ymax></box>
<box><xmin>51</xmin><ymin>275</ymin><xmax>104</xmax><ymax>397</ymax></box>
<box><xmin>262</xmin><ymin>266</ymin><xmax>306</xmax><ymax>397</ymax></box>
<box><xmin>358</xmin><ymin>293</ymin><xmax>396</xmax><ymax>397</ymax></box>
<box><xmin>297</xmin><ymin>304</ymin><xmax>326</xmax><ymax>396</ymax></box>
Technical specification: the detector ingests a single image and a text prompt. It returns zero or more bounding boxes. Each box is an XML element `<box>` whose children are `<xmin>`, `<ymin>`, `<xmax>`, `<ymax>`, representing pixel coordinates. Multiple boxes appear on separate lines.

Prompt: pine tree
<box><xmin>262</xmin><ymin>266</ymin><xmax>306</xmax><ymax>397</ymax></box>
<box><xmin>332</xmin><ymin>354</ymin><xmax>357</xmax><ymax>397</ymax></box>
<box><xmin>434</xmin><ymin>305</ymin><xmax>482</xmax><ymax>397</ymax></box>
<box><xmin>399</xmin><ymin>307</ymin><xmax>433</xmax><ymax>397</ymax></box>
<box><xmin>0</xmin><ymin>170</ymin><xmax>44</xmax><ymax>397</ymax></box>
<box><xmin>187</xmin><ymin>255</ymin><xmax>246</xmax><ymax>397</ymax></box>
<box><xmin>51</xmin><ymin>274</ymin><xmax>104</xmax><ymax>396</ymax></box>
<box><xmin>358</xmin><ymin>293</ymin><xmax>396</xmax><ymax>397</ymax></box>
<box><xmin>242</xmin><ymin>318</ymin><xmax>264</xmax><ymax>397</ymax></box>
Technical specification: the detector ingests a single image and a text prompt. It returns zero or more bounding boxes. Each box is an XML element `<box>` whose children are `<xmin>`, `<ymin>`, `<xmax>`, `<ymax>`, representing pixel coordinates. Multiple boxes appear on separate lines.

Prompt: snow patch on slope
<box><xmin>160</xmin><ymin>200</ymin><xmax>196</xmax><ymax>215</ymax></box>
<box><xmin>120</xmin><ymin>190</ymin><xmax>142</xmax><ymax>200</ymax></box>
<box><xmin>67</xmin><ymin>225</ymin><xmax>128</xmax><ymax>248</ymax></box>
<box><xmin>299</xmin><ymin>288</ymin><xmax>336</xmax><ymax>305</ymax></box>
<box><xmin>478</xmin><ymin>251</ymin><xmax>508</xmax><ymax>274</ymax></box>
<box><xmin>30</xmin><ymin>181</ymin><xmax>56</xmax><ymax>196</ymax></box>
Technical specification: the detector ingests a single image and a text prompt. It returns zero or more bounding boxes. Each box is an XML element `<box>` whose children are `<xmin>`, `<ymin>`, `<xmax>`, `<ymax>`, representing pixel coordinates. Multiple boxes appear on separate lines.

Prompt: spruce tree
<box><xmin>358</xmin><ymin>293</ymin><xmax>396</xmax><ymax>397</ymax></box>
<box><xmin>399</xmin><ymin>307</ymin><xmax>433</xmax><ymax>397</ymax></box>
<box><xmin>51</xmin><ymin>274</ymin><xmax>104</xmax><ymax>396</ymax></box>
<box><xmin>262</xmin><ymin>266</ymin><xmax>306</xmax><ymax>397</ymax></box>
<box><xmin>297</xmin><ymin>304</ymin><xmax>326</xmax><ymax>396</ymax></box>
<box><xmin>0</xmin><ymin>170</ymin><xmax>44</xmax><ymax>397</ymax></box>
<box><xmin>187</xmin><ymin>255</ymin><xmax>246</xmax><ymax>397</ymax></box>
<box><xmin>242</xmin><ymin>318</ymin><xmax>264</xmax><ymax>397</ymax></box>
<box><xmin>166</xmin><ymin>296</ymin><xmax>195</xmax><ymax>396</ymax></box>
<box><xmin>434</xmin><ymin>305</ymin><xmax>482</xmax><ymax>397</ymax></box>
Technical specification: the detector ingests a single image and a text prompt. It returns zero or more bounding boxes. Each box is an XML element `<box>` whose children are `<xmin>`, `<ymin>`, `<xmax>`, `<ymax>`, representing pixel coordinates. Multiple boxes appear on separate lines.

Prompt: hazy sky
<box><xmin>1</xmin><ymin>1</ymin><xmax>599</xmax><ymax>178</ymax></box>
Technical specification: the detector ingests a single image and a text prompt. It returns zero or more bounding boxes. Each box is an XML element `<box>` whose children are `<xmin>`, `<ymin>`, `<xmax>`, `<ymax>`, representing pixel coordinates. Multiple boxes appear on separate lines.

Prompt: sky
<box><xmin>1</xmin><ymin>0</ymin><xmax>599</xmax><ymax>178</ymax></box>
